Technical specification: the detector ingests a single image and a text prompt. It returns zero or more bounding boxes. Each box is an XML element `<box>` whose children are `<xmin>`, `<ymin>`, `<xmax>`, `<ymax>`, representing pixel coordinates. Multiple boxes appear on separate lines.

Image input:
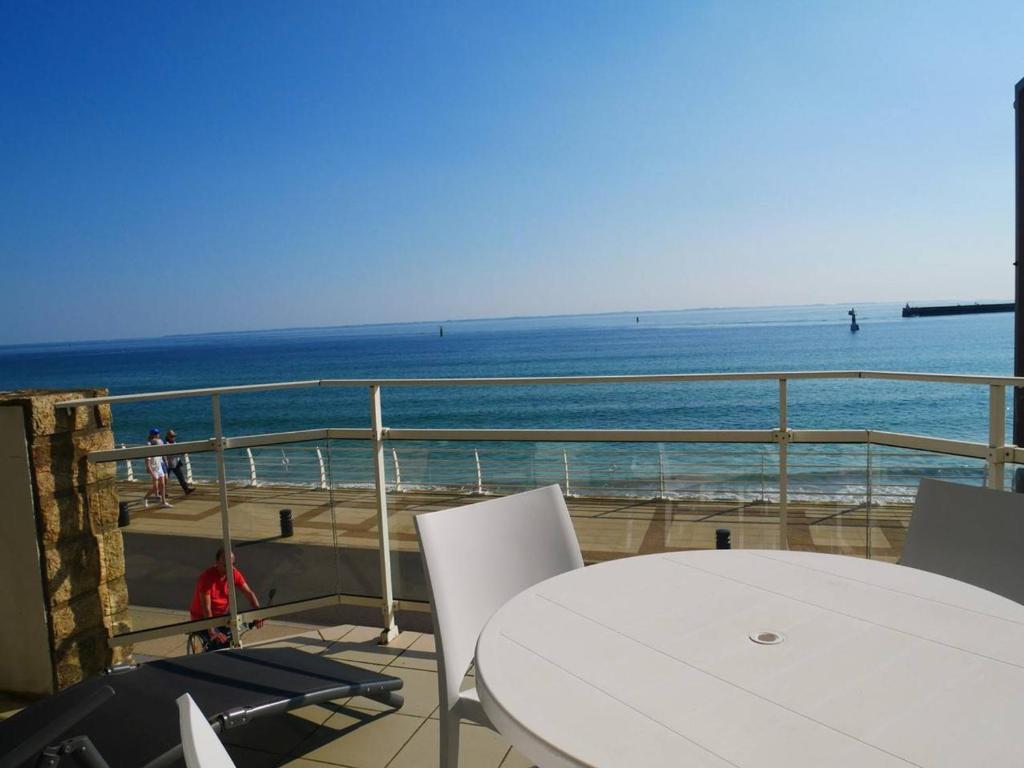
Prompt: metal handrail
<box><xmin>89</xmin><ymin>427</ymin><xmax>996</xmax><ymax>463</ymax></box>
<box><xmin>54</xmin><ymin>369</ymin><xmax>1024</xmax><ymax>408</ymax></box>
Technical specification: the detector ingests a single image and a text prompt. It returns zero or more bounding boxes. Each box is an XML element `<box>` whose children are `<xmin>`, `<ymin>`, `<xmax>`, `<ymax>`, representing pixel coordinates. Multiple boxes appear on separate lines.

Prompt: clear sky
<box><xmin>2</xmin><ymin>1</ymin><xmax>1023</xmax><ymax>343</ymax></box>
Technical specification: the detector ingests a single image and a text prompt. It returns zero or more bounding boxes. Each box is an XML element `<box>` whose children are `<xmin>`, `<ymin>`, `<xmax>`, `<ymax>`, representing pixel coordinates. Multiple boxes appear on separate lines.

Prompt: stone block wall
<box><xmin>0</xmin><ymin>389</ymin><xmax>131</xmax><ymax>692</ymax></box>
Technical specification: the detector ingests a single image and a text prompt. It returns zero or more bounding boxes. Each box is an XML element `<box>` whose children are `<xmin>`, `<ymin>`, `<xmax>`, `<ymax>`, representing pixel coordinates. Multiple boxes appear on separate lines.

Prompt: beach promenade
<box><xmin>118</xmin><ymin>480</ymin><xmax>911</xmax><ymax>640</ymax></box>
<box><xmin>120</xmin><ymin>481</ymin><xmax>909</xmax><ymax>561</ymax></box>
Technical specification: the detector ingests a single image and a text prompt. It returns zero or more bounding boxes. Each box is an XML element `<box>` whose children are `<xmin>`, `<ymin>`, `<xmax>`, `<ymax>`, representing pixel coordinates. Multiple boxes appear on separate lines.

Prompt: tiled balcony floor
<box><xmin>206</xmin><ymin>625</ymin><xmax>531</xmax><ymax>768</ymax></box>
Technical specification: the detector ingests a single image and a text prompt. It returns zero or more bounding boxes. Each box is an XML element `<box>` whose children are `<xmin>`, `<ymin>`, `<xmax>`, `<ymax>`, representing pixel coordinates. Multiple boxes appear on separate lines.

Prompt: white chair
<box><xmin>177</xmin><ymin>693</ymin><xmax>237</xmax><ymax>768</ymax></box>
<box><xmin>414</xmin><ymin>484</ymin><xmax>584</xmax><ymax>768</ymax></box>
<box><xmin>901</xmin><ymin>478</ymin><xmax>1024</xmax><ymax>605</ymax></box>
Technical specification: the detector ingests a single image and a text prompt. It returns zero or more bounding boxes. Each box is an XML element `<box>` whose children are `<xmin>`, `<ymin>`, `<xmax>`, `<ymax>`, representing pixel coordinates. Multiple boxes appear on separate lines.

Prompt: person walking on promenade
<box><xmin>165</xmin><ymin>429</ymin><xmax>195</xmax><ymax>496</ymax></box>
<box><xmin>144</xmin><ymin>427</ymin><xmax>172</xmax><ymax>509</ymax></box>
<box><xmin>189</xmin><ymin>548</ymin><xmax>264</xmax><ymax>650</ymax></box>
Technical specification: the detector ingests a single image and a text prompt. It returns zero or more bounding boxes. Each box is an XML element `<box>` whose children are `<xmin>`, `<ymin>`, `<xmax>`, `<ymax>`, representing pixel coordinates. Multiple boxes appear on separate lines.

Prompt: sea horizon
<box><xmin>0</xmin><ymin>297</ymin><xmax>1014</xmax><ymax>352</ymax></box>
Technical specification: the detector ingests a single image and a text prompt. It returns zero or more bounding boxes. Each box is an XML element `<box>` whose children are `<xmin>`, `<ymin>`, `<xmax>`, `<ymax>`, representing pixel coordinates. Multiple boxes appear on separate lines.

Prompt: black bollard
<box><xmin>715</xmin><ymin>528</ymin><xmax>731</xmax><ymax>550</ymax></box>
<box><xmin>118</xmin><ymin>501</ymin><xmax>130</xmax><ymax>528</ymax></box>
<box><xmin>279</xmin><ymin>508</ymin><xmax>294</xmax><ymax>538</ymax></box>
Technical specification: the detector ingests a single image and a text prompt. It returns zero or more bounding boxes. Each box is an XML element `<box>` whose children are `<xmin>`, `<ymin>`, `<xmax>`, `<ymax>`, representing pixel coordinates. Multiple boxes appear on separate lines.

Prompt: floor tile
<box><xmin>318</xmin><ymin>624</ymin><xmax>356</xmax><ymax>643</ymax></box>
<box><xmin>323</xmin><ymin>628</ymin><xmax>418</xmax><ymax>666</ymax></box>
<box><xmin>345</xmin><ymin>666</ymin><xmax>438</xmax><ymax>718</ymax></box>
<box><xmin>258</xmin><ymin>629</ymin><xmax>338</xmax><ymax>655</ymax></box>
<box><xmin>498</xmin><ymin>748</ymin><xmax>535</xmax><ymax>768</ymax></box>
<box><xmin>292</xmin><ymin>711</ymin><xmax>423</xmax><ymax>768</ymax></box>
<box><xmin>0</xmin><ymin>694</ymin><xmax>29</xmax><ymax>721</ymax></box>
<box><xmin>388</xmin><ymin>634</ymin><xmax>437</xmax><ymax>672</ymax></box>
<box><xmin>387</xmin><ymin>720</ymin><xmax>511</xmax><ymax>768</ymax></box>
<box><xmin>222</xmin><ymin>703</ymin><xmax>337</xmax><ymax>755</ymax></box>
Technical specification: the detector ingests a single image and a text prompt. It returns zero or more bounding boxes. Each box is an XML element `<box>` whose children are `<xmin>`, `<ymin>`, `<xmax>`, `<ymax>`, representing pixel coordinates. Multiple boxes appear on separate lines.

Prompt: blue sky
<box><xmin>2</xmin><ymin>1</ymin><xmax>1023</xmax><ymax>343</ymax></box>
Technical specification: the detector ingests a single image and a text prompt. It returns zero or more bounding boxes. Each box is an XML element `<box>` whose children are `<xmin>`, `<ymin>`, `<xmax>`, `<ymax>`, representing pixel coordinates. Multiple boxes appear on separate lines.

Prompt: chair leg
<box><xmin>439</xmin><ymin>709</ymin><xmax>460</xmax><ymax>768</ymax></box>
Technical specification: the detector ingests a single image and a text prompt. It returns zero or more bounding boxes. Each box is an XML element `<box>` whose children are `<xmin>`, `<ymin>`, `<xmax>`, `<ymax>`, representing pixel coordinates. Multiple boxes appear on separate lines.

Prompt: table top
<box><xmin>475</xmin><ymin>549</ymin><xmax>1024</xmax><ymax>768</ymax></box>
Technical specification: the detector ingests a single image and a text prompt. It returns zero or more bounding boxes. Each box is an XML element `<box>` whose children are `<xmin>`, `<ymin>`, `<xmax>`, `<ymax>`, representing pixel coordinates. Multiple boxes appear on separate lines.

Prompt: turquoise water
<box><xmin>0</xmin><ymin>302</ymin><xmax>1012</xmax><ymax>499</ymax></box>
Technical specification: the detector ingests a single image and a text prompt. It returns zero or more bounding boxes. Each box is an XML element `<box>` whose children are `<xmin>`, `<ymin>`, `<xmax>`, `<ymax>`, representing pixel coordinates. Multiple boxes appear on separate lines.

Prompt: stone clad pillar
<box><xmin>0</xmin><ymin>389</ymin><xmax>131</xmax><ymax>695</ymax></box>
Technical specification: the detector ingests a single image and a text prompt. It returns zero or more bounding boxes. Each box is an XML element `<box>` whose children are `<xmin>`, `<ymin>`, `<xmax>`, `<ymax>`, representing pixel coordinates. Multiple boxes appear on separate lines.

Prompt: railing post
<box><xmin>1014</xmin><ymin>76</ymin><xmax>1024</xmax><ymax>447</ymax></box>
<box><xmin>865</xmin><ymin>442</ymin><xmax>873</xmax><ymax>559</ymax></box>
<box><xmin>122</xmin><ymin>444</ymin><xmax>134</xmax><ymax>481</ymax></box>
<box><xmin>563</xmin><ymin>449</ymin><xmax>571</xmax><ymax>497</ymax></box>
<box><xmin>391</xmin><ymin>448</ymin><xmax>402</xmax><ymax>493</ymax></box>
<box><xmin>211</xmin><ymin>394</ymin><xmax>241</xmax><ymax>648</ymax></box>
<box><xmin>246</xmin><ymin>448</ymin><xmax>257</xmax><ymax>487</ymax></box>
<box><xmin>184</xmin><ymin>453</ymin><xmax>193</xmax><ymax>485</ymax></box>
<box><xmin>658</xmin><ymin>445</ymin><xmax>666</xmax><ymax>499</ymax></box>
<box><xmin>370</xmin><ymin>385</ymin><xmax>399</xmax><ymax>643</ymax></box>
<box><xmin>760</xmin><ymin>450</ymin><xmax>766</xmax><ymax>502</ymax></box>
<box><xmin>316</xmin><ymin>446</ymin><xmax>328</xmax><ymax>490</ymax></box>
<box><xmin>474</xmin><ymin>449</ymin><xmax>483</xmax><ymax>495</ymax></box>
<box><xmin>777</xmin><ymin>378</ymin><xmax>789</xmax><ymax>549</ymax></box>
<box><xmin>988</xmin><ymin>384</ymin><xmax>1007</xmax><ymax>490</ymax></box>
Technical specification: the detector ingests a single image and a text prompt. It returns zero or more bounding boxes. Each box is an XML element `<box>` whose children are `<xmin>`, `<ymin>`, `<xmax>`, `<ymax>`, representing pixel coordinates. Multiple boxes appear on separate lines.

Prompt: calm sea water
<box><xmin>0</xmin><ymin>303</ymin><xmax>1013</xmax><ymax>499</ymax></box>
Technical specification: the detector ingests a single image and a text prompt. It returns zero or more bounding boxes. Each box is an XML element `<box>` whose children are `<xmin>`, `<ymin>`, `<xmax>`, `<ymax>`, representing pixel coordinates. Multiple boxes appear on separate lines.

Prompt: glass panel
<box><xmin>223</xmin><ymin>441</ymin><xmax>334</xmax><ymax>602</ymax></box>
<box><xmin>104</xmin><ymin>401</ymin><xmax>213</xmax><ymax>659</ymax></box>
<box><xmin>785</xmin><ymin>444</ymin><xmax>870</xmax><ymax>558</ymax></box>
<box><xmin>114</xmin><ymin>435</ymin><xmax>380</xmax><ymax>658</ymax></box>
<box><xmin>386</xmin><ymin>440</ymin><xmax>782</xmax><ymax>607</ymax></box>
<box><xmin>114</xmin><ymin>441</ymin><xmax>226</xmax><ymax>660</ymax></box>
<box><xmin>325</xmin><ymin>438</ymin><xmax>382</xmax><ymax>602</ymax></box>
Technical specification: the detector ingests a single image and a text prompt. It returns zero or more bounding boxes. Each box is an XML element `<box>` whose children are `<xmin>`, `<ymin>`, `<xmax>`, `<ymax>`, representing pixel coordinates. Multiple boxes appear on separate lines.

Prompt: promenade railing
<box><xmin>57</xmin><ymin>370</ymin><xmax>1024</xmax><ymax>651</ymax></box>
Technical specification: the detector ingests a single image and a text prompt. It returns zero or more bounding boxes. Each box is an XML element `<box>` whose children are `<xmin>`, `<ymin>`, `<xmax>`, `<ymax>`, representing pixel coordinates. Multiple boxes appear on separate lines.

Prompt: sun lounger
<box><xmin>0</xmin><ymin>646</ymin><xmax>403</xmax><ymax>768</ymax></box>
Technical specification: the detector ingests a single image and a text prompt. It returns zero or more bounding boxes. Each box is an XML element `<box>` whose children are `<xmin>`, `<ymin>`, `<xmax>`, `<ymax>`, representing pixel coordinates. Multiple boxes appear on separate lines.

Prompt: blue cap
<box><xmin>149</xmin><ymin>428</ymin><xmax>160</xmax><ymax>436</ymax></box>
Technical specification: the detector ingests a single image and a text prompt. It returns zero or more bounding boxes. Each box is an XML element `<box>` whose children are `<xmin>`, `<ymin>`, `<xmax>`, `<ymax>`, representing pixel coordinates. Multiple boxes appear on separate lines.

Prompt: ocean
<box><xmin>0</xmin><ymin>302</ymin><xmax>1014</xmax><ymax>502</ymax></box>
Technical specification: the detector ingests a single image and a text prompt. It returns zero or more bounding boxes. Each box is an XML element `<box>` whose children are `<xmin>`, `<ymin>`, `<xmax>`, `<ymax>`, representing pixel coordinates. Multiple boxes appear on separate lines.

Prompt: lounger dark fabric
<box><xmin>0</xmin><ymin>647</ymin><xmax>403</xmax><ymax>768</ymax></box>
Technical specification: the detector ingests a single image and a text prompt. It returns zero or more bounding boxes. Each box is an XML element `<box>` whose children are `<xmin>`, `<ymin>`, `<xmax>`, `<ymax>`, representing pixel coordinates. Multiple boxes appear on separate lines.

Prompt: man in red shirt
<box><xmin>189</xmin><ymin>548</ymin><xmax>264</xmax><ymax>649</ymax></box>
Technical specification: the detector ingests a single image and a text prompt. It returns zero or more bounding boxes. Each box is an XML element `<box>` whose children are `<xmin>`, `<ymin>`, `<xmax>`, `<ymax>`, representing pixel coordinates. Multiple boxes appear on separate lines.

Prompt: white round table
<box><xmin>475</xmin><ymin>550</ymin><xmax>1024</xmax><ymax>768</ymax></box>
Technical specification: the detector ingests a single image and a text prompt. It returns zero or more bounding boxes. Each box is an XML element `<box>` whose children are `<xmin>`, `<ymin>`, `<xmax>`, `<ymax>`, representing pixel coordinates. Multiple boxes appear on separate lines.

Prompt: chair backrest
<box><xmin>414</xmin><ymin>484</ymin><xmax>583</xmax><ymax>708</ymax></box>
<box><xmin>901</xmin><ymin>478</ymin><xmax>1024</xmax><ymax>605</ymax></box>
<box><xmin>177</xmin><ymin>693</ymin><xmax>236</xmax><ymax>768</ymax></box>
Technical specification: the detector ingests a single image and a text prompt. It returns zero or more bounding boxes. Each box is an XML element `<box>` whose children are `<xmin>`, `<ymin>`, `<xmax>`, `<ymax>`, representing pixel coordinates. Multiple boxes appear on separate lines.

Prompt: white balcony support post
<box><xmin>122</xmin><ymin>445</ymin><xmax>134</xmax><ymax>481</ymax></box>
<box><xmin>211</xmin><ymin>394</ymin><xmax>241</xmax><ymax>648</ymax></box>
<box><xmin>370</xmin><ymin>385</ymin><xmax>399</xmax><ymax>643</ymax></box>
<box><xmin>563</xmin><ymin>449</ymin><xmax>571</xmax><ymax>497</ymax></box>
<box><xmin>391</xmin><ymin>448</ymin><xmax>402</xmax><ymax>493</ymax></box>
<box><xmin>246</xmin><ymin>448</ymin><xmax>257</xmax><ymax>486</ymax></box>
<box><xmin>760</xmin><ymin>450</ymin><xmax>766</xmax><ymax>502</ymax></box>
<box><xmin>316</xmin><ymin>446</ymin><xmax>328</xmax><ymax>490</ymax></box>
<box><xmin>987</xmin><ymin>384</ymin><xmax>1006</xmax><ymax>490</ymax></box>
<box><xmin>474</xmin><ymin>449</ymin><xmax>483</xmax><ymax>495</ymax></box>
<box><xmin>865</xmin><ymin>442</ymin><xmax>873</xmax><ymax>559</ymax></box>
<box><xmin>778</xmin><ymin>378</ymin><xmax>789</xmax><ymax>550</ymax></box>
<box><xmin>658</xmin><ymin>445</ymin><xmax>666</xmax><ymax>499</ymax></box>
<box><xmin>184</xmin><ymin>453</ymin><xmax>193</xmax><ymax>485</ymax></box>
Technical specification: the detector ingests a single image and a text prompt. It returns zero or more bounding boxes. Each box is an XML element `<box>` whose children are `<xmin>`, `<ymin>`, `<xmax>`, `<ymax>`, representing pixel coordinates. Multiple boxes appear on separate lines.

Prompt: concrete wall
<box><xmin>0</xmin><ymin>407</ymin><xmax>54</xmax><ymax>695</ymax></box>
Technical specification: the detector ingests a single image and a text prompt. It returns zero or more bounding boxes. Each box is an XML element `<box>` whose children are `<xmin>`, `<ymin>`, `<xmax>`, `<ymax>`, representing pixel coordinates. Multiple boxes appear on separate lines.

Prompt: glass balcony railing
<box><xmin>59</xmin><ymin>370</ymin><xmax>1024</xmax><ymax>656</ymax></box>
